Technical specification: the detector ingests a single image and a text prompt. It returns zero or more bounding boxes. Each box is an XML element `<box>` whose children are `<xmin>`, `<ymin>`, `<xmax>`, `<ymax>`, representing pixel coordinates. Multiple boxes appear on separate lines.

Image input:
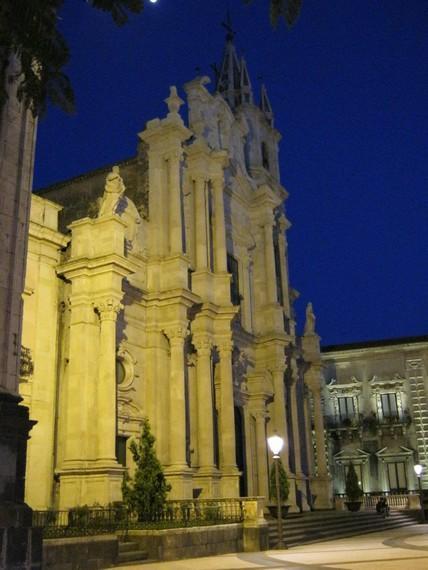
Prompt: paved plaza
<box><xmin>115</xmin><ymin>525</ymin><xmax>428</xmax><ymax>569</ymax></box>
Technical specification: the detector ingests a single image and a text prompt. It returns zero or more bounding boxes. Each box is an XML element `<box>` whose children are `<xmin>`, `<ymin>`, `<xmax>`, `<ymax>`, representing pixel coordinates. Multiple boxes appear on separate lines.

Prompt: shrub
<box><xmin>269</xmin><ymin>458</ymin><xmax>289</xmax><ymax>502</ymax></box>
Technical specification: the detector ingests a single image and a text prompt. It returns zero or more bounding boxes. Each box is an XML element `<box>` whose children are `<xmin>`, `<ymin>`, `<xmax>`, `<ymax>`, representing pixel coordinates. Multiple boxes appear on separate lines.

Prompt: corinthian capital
<box><xmin>193</xmin><ymin>336</ymin><xmax>212</xmax><ymax>356</ymax></box>
<box><xmin>94</xmin><ymin>298</ymin><xmax>123</xmax><ymax>321</ymax></box>
<box><xmin>217</xmin><ymin>339</ymin><xmax>233</xmax><ymax>356</ymax></box>
<box><xmin>164</xmin><ymin>325</ymin><xmax>188</xmax><ymax>346</ymax></box>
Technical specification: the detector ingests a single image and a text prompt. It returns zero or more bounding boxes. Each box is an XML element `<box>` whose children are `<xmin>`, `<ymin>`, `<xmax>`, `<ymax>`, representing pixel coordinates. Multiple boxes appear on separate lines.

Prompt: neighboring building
<box><xmin>0</xmin><ymin>55</ymin><xmax>41</xmax><ymax>569</ymax></box>
<box><xmin>19</xmin><ymin>35</ymin><xmax>332</xmax><ymax>511</ymax></box>
<box><xmin>321</xmin><ymin>336</ymin><xmax>428</xmax><ymax>496</ymax></box>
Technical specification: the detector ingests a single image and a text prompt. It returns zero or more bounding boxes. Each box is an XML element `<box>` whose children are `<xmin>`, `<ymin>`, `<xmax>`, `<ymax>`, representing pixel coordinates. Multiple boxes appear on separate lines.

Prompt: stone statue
<box><xmin>304</xmin><ymin>302</ymin><xmax>316</xmax><ymax>335</ymax></box>
<box><xmin>98</xmin><ymin>165</ymin><xmax>125</xmax><ymax>217</ymax></box>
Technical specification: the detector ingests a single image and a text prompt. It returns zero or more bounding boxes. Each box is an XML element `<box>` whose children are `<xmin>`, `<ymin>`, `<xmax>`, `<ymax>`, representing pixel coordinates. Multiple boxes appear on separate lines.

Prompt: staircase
<box><xmin>268</xmin><ymin>509</ymin><xmax>420</xmax><ymax>548</ymax></box>
<box><xmin>116</xmin><ymin>540</ymin><xmax>148</xmax><ymax>566</ymax></box>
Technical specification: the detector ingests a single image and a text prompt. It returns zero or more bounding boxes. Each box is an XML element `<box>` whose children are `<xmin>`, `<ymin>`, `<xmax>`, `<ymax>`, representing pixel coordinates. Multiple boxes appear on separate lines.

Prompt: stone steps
<box><xmin>267</xmin><ymin>510</ymin><xmax>420</xmax><ymax>548</ymax></box>
<box><xmin>116</xmin><ymin>540</ymin><xmax>148</xmax><ymax>565</ymax></box>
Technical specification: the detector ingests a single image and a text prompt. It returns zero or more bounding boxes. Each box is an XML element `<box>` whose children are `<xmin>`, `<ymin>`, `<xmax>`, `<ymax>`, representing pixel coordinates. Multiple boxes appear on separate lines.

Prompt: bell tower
<box><xmin>214</xmin><ymin>18</ymin><xmax>281</xmax><ymax>183</ymax></box>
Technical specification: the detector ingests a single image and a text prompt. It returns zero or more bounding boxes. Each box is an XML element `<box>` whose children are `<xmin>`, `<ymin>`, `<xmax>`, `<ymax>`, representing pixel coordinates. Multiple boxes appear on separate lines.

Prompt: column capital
<box><xmin>164</xmin><ymin>149</ymin><xmax>183</xmax><ymax>163</ymax></box>
<box><xmin>278</xmin><ymin>214</ymin><xmax>291</xmax><ymax>233</ymax></box>
<box><xmin>164</xmin><ymin>325</ymin><xmax>188</xmax><ymax>346</ymax></box>
<box><xmin>211</xmin><ymin>176</ymin><xmax>224</xmax><ymax>189</ymax></box>
<box><xmin>193</xmin><ymin>336</ymin><xmax>212</xmax><ymax>356</ymax></box>
<box><xmin>269</xmin><ymin>364</ymin><xmax>286</xmax><ymax>376</ymax></box>
<box><xmin>191</xmin><ymin>173</ymin><xmax>208</xmax><ymax>184</ymax></box>
<box><xmin>94</xmin><ymin>298</ymin><xmax>123</xmax><ymax>321</ymax></box>
<box><xmin>217</xmin><ymin>339</ymin><xmax>233</xmax><ymax>356</ymax></box>
<box><xmin>261</xmin><ymin>211</ymin><xmax>275</xmax><ymax>228</ymax></box>
<box><xmin>252</xmin><ymin>410</ymin><xmax>269</xmax><ymax>422</ymax></box>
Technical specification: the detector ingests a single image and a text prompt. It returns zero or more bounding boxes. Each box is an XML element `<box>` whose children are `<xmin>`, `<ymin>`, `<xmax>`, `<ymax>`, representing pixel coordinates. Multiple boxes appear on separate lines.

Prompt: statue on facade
<box><xmin>98</xmin><ymin>165</ymin><xmax>125</xmax><ymax>217</ymax></box>
<box><xmin>304</xmin><ymin>302</ymin><xmax>316</xmax><ymax>335</ymax></box>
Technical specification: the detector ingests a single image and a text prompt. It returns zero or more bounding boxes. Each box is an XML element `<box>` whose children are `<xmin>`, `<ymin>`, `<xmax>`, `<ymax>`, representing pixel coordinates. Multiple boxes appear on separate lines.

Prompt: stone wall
<box><xmin>43</xmin><ymin>535</ymin><xmax>118</xmax><ymax>570</ymax></box>
<box><xmin>128</xmin><ymin>524</ymin><xmax>243</xmax><ymax>561</ymax></box>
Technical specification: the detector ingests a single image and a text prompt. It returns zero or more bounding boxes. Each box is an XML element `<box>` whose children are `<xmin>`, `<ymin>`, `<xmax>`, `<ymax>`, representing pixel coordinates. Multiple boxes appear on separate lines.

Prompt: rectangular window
<box><xmin>227</xmin><ymin>254</ymin><xmax>241</xmax><ymax>306</ymax></box>
<box><xmin>273</xmin><ymin>233</ymin><xmax>284</xmax><ymax>306</ymax></box>
<box><xmin>387</xmin><ymin>462</ymin><xmax>407</xmax><ymax>491</ymax></box>
<box><xmin>207</xmin><ymin>183</ymin><xmax>214</xmax><ymax>272</ymax></box>
<box><xmin>338</xmin><ymin>397</ymin><xmax>355</xmax><ymax>420</ymax></box>
<box><xmin>116</xmin><ymin>436</ymin><xmax>128</xmax><ymax>467</ymax></box>
<box><xmin>381</xmin><ymin>393</ymin><xmax>398</xmax><ymax>419</ymax></box>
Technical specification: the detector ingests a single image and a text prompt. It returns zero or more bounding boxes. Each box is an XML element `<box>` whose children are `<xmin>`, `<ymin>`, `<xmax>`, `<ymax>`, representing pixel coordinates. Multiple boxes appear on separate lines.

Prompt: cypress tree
<box><xmin>122</xmin><ymin>417</ymin><xmax>171</xmax><ymax>520</ymax></box>
<box><xmin>345</xmin><ymin>463</ymin><xmax>363</xmax><ymax>501</ymax></box>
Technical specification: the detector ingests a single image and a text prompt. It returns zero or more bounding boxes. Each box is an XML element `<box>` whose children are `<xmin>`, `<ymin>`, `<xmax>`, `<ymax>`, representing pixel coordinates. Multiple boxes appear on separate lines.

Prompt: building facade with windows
<box><xmin>18</xmin><ymin>36</ymin><xmax>332</xmax><ymax>512</ymax></box>
<box><xmin>321</xmin><ymin>336</ymin><xmax>428</xmax><ymax>496</ymax></box>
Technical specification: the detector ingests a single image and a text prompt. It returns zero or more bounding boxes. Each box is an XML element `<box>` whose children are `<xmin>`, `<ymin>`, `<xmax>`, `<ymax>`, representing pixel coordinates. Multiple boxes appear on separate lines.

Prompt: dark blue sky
<box><xmin>34</xmin><ymin>0</ymin><xmax>428</xmax><ymax>346</ymax></box>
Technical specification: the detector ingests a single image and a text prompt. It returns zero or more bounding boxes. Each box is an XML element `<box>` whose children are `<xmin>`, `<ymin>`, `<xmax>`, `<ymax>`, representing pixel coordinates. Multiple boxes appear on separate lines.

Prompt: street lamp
<box><xmin>414</xmin><ymin>464</ymin><xmax>426</xmax><ymax>523</ymax></box>
<box><xmin>267</xmin><ymin>434</ymin><xmax>287</xmax><ymax>549</ymax></box>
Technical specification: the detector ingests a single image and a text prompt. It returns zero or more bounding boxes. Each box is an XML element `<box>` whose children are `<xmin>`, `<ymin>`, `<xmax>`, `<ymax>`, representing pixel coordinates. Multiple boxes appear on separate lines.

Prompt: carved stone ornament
<box><xmin>370</xmin><ymin>373</ymin><xmax>405</xmax><ymax>393</ymax></box>
<box><xmin>19</xmin><ymin>345</ymin><xmax>34</xmax><ymax>380</ymax></box>
<box><xmin>116</xmin><ymin>345</ymin><xmax>137</xmax><ymax>391</ymax></box>
<box><xmin>95</xmin><ymin>298</ymin><xmax>123</xmax><ymax>321</ymax></box>
<box><xmin>304</xmin><ymin>302</ymin><xmax>316</xmax><ymax>335</ymax></box>
<box><xmin>165</xmin><ymin>86</ymin><xmax>184</xmax><ymax>116</ymax></box>
<box><xmin>98</xmin><ymin>165</ymin><xmax>125</xmax><ymax>217</ymax></box>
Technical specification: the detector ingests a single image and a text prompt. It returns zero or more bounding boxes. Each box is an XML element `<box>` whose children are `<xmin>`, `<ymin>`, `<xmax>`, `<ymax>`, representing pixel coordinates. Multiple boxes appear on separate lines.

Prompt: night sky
<box><xmin>33</xmin><ymin>1</ymin><xmax>428</xmax><ymax>346</ymax></box>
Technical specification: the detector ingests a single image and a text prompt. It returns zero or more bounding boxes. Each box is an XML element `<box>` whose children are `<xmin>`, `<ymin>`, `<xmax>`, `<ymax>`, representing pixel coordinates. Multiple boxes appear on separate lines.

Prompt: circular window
<box><xmin>116</xmin><ymin>358</ymin><xmax>126</xmax><ymax>385</ymax></box>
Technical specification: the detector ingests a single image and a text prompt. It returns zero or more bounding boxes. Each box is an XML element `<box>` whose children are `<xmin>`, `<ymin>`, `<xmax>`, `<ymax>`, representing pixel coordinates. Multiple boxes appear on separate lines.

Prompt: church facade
<box><xmin>19</xmin><ymin>37</ymin><xmax>331</xmax><ymax>511</ymax></box>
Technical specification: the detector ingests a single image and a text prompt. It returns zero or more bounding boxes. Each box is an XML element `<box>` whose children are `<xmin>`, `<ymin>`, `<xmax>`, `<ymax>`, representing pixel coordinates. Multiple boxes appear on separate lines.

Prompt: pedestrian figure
<box><xmin>376</xmin><ymin>496</ymin><xmax>390</xmax><ymax>518</ymax></box>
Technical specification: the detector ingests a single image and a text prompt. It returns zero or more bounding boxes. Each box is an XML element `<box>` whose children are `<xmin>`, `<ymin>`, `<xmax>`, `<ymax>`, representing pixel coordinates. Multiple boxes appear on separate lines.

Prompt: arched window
<box><xmin>261</xmin><ymin>142</ymin><xmax>270</xmax><ymax>171</ymax></box>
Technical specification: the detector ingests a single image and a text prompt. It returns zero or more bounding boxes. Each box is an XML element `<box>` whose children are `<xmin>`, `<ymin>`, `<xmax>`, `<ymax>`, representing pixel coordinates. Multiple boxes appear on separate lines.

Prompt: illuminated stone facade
<box><xmin>19</xmin><ymin>37</ymin><xmax>332</xmax><ymax>511</ymax></box>
<box><xmin>322</xmin><ymin>336</ymin><xmax>428</xmax><ymax>495</ymax></box>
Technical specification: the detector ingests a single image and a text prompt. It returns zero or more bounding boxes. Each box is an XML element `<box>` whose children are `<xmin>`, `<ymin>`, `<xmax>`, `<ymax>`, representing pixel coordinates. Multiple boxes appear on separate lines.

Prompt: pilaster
<box><xmin>163</xmin><ymin>325</ymin><xmax>192</xmax><ymax>499</ymax></box>
<box><xmin>217</xmin><ymin>338</ymin><xmax>240</xmax><ymax>497</ymax></box>
<box><xmin>193</xmin><ymin>335</ymin><xmax>220</xmax><ymax>497</ymax></box>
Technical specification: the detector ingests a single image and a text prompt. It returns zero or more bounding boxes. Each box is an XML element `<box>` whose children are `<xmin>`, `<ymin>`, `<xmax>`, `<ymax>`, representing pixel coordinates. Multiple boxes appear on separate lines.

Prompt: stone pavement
<box><xmin>114</xmin><ymin>524</ymin><xmax>428</xmax><ymax>569</ymax></box>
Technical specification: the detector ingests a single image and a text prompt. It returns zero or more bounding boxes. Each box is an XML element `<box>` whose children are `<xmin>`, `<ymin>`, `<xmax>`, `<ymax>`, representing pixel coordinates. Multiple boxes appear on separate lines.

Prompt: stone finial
<box><xmin>164</xmin><ymin>86</ymin><xmax>184</xmax><ymax>116</ymax></box>
<box><xmin>98</xmin><ymin>165</ymin><xmax>125</xmax><ymax>217</ymax></box>
<box><xmin>304</xmin><ymin>302</ymin><xmax>316</xmax><ymax>335</ymax></box>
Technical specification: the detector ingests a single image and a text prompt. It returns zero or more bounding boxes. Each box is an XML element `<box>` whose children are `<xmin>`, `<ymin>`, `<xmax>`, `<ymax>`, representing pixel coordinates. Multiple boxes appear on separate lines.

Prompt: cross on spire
<box><xmin>222</xmin><ymin>10</ymin><xmax>235</xmax><ymax>42</ymax></box>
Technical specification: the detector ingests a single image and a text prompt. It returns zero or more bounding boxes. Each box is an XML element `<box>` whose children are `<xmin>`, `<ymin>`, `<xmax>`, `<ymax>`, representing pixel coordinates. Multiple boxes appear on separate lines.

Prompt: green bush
<box><xmin>345</xmin><ymin>463</ymin><xmax>363</xmax><ymax>501</ymax></box>
<box><xmin>269</xmin><ymin>458</ymin><xmax>289</xmax><ymax>502</ymax></box>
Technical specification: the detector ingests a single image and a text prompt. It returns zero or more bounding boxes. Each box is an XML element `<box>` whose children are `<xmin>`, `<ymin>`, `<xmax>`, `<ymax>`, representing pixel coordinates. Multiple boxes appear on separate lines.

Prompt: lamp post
<box><xmin>267</xmin><ymin>434</ymin><xmax>287</xmax><ymax>549</ymax></box>
<box><xmin>414</xmin><ymin>464</ymin><xmax>426</xmax><ymax>523</ymax></box>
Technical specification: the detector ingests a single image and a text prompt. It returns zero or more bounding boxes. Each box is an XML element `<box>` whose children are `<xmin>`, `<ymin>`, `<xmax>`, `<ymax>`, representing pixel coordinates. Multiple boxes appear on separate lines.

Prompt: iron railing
<box><xmin>33</xmin><ymin>498</ymin><xmax>244</xmax><ymax>539</ymax></box>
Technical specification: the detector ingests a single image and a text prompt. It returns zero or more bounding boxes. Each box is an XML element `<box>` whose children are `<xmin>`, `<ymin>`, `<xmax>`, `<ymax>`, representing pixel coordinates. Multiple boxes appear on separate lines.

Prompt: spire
<box><xmin>260</xmin><ymin>84</ymin><xmax>274</xmax><ymax>126</ymax></box>
<box><xmin>216</xmin><ymin>13</ymin><xmax>254</xmax><ymax>109</ymax></box>
<box><xmin>240</xmin><ymin>58</ymin><xmax>253</xmax><ymax>105</ymax></box>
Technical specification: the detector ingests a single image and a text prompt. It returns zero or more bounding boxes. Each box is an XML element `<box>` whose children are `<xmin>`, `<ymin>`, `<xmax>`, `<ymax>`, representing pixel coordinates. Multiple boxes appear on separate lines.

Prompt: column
<box><xmin>193</xmin><ymin>336</ymin><xmax>215</xmax><ymax>471</ymax></box>
<box><xmin>303</xmin><ymin>384</ymin><xmax>314</xmax><ymax>478</ymax></box>
<box><xmin>311</xmin><ymin>382</ymin><xmax>329</xmax><ymax>477</ymax></box>
<box><xmin>240</xmin><ymin>253</ymin><xmax>252</xmax><ymax>331</ymax></box>
<box><xmin>217</xmin><ymin>340</ymin><xmax>239</xmax><ymax>496</ymax></box>
<box><xmin>262</xmin><ymin>213</ymin><xmax>277</xmax><ymax>304</ymax></box>
<box><xmin>212</xmin><ymin>177</ymin><xmax>227</xmax><ymax>273</ymax></box>
<box><xmin>167</xmin><ymin>151</ymin><xmax>183</xmax><ymax>255</ymax></box>
<box><xmin>194</xmin><ymin>176</ymin><xmax>208</xmax><ymax>269</ymax></box>
<box><xmin>289</xmin><ymin>363</ymin><xmax>310</xmax><ymax>511</ymax></box>
<box><xmin>278</xmin><ymin>215</ymin><xmax>291</xmax><ymax>315</ymax></box>
<box><xmin>269</xmin><ymin>366</ymin><xmax>290</xmax><ymax>472</ymax></box>
<box><xmin>166</xmin><ymin>326</ymin><xmax>188</xmax><ymax>469</ymax></box>
<box><xmin>269</xmin><ymin>365</ymin><xmax>298</xmax><ymax>512</ymax></box>
<box><xmin>254</xmin><ymin>411</ymin><xmax>269</xmax><ymax>499</ymax></box>
<box><xmin>95</xmin><ymin>298</ymin><xmax>122</xmax><ymax>464</ymax></box>
<box><xmin>289</xmin><ymin>366</ymin><xmax>303</xmax><ymax>477</ymax></box>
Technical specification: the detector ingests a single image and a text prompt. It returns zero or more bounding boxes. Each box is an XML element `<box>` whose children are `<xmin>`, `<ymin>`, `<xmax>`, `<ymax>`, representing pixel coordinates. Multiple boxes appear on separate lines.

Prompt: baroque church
<box><xmin>19</xmin><ymin>34</ymin><xmax>332</xmax><ymax>512</ymax></box>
